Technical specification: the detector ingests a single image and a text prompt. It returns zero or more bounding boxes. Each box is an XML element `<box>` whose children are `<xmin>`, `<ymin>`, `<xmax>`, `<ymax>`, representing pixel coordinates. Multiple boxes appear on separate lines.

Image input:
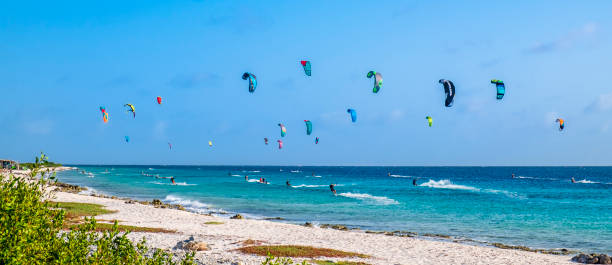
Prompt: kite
<box><xmin>157</xmin><ymin>96</ymin><xmax>162</xmax><ymax>105</ymax></box>
<box><xmin>367</xmin><ymin>71</ymin><xmax>383</xmax><ymax>93</ymax></box>
<box><xmin>491</xmin><ymin>80</ymin><xmax>505</xmax><ymax>100</ymax></box>
<box><xmin>438</xmin><ymin>79</ymin><xmax>455</xmax><ymax>107</ymax></box>
<box><xmin>264</xmin><ymin>138</ymin><xmax>269</xmax><ymax>145</ymax></box>
<box><xmin>315</xmin><ymin>137</ymin><xmax>319</xmax><ymax>144</ymax></box>
<box><xmin>124</xmin><ymin>104</ymin><xmax>136</xmax><ymax>118</ymax></box>
<box><xmin>304</xmin><ymin>120</ymin><xmax>312</xmax><ymax>135</ymax></box>
<box><xmin>99</xmin><ymin>106</ymin><xmax>109</xmax><ymax>123</ymax></box>
<box><xmin>168</xmin><ymin>142</ymin><xmax>172</xmax><ymax>150</ymax></box>
<box><xmin>556</xmin><ymin>118</ymin><xmax>565</xmax><ymax>131</ymax></box>
<box><xmin>278</xmin><ymin>123</ymin><xmax>287</xmax><ymax>137</ymax></box>
<box><xmin>208</xmin><ymin>141</ymin><xmax>213</xmax><ymax>147</ymax></box>
<box><xmin>242</xmin><ymin>72</ymin><xmax>257</xmax><ymax>93</ymax></box>
<box><xmin>300</xmin><ymin>60</ymin><xmax>311</xmax><ymax>76</ymax></box>
<box><xmin>125</xmin><ymin>136</ymin><xmax>130</xmax><ymax>143</ymax></box>
<box><xmin>277</xmin><ymin>140</ymin><xmax>283</xmax><ymax>149</ymax></box>
<box><xmin>347</xmin><ymin>109</ymin><xmax>357</xmax><ymax>123</ymax></box>
<box><xmin>425</xmin><ymin>116</ymin><xmax>433</xmax><ymax>127</ymax></box>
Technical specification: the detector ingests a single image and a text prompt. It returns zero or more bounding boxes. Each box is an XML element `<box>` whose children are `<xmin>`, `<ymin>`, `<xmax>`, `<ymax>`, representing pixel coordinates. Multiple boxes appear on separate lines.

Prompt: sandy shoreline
<box><xmin>50</xmin><ymin>190</ymin><xmax>574</xmax><ymax>265</ymax></box>
<box><xmin>2</xmin><ymin>167</ymin><xmax>577</xmax><ymax>264</ymax></box>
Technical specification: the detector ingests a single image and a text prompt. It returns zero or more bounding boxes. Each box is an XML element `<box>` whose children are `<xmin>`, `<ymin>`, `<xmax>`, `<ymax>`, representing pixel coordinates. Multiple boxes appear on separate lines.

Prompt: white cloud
<box><xmin>22</xmin><ymin>120</ymin><xmax>53</xmax><ymax>135</ymax></box>
<box><xmin>528</xmin><ymin>22</ymin><xmax>598</xmax><ymax>53</ymax></box>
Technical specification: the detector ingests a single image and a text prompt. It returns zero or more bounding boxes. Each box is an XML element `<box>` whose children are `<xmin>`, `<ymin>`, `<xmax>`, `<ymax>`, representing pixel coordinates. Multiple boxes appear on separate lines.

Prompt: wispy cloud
<box><xmin>153</xmin><ymin>121</ymin><xmax>167</xmax><ymax>139</ymax></box>
<box><xmin>168</xmin><ymin>73</ymin><xmax>221</xmax><ymax>89</ymax></box>
<box><xmin>585</xmin><ymin>93</ymin><xmax>612</xmax><ymax>113</ymax></box>
<box><xmin>103</xmin><ymin>74</ymin><xmax>134</xmax><ymax>87</ymax></box>
<box><xmin>527</xmin><ymin>22</ymin><xmax>598</xmax><ymax>53</ymax></box>
<box><xmin>22</xmin><ymin>119</ymin><xmax>53</xmax><ymax>135</ymax></box>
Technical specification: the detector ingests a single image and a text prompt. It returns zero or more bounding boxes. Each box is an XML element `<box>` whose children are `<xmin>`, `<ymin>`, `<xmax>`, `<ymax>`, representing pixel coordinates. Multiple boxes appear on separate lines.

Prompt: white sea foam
<box><xmin>338</xmin><ymin>192</ymin><xmax>399</xmax><ymax>205</ymax></box>
<box><xmin>420</xmin><ymin>179</ymin><xmax>524</xmax><ymax>199</ymax></box>
<box><xmin>163</xmin><ymin>195</ymin><xmax>209</xmax><ymax>212</ymax></box>
<box><xmin>149</xmin><ymin>181</ymin><xmax>197</xmax><ymax>186</ymax></box>
<box><xmin>293</xmin><ymin>184</ymin><xmax>344</xmax><ymax>188</ymax></box>
<box><xmin>420</xmin><ymin>179</ymin><xmax>479</xmax><ymax>191</ymax></box>
<box><xmin>231</xmin><ymin>174</ymin><xmax>241</xmax><ymax>177</ymax></box>
<box><xmin>390</xmin><ymin>174</ymin><xmax>413</xmax><ymax>178</ymax></box>
<box><xmin>291</xmin><ymin>170</ymin><xmax>301</xmax><ymax>173</ymax></box>
<box><xmin>148</xmin><ymin>168</ymin><xmax>155</xmax><ymax>170</ymax></box>
<box><xmin>78</xmin><ymin>186</ymin><xmax>99</xmax><ymax>196</ymax></box>
<box><xmin>292</xmin><ymin>184</ymin><xmax>327</xmax><ymax>188</ymax></box>
<box><xmin>247</xmin><ymin>179</ymin><xmax>260</xmax><ymax>183</ymax></box>
<box><xmin>85</xmin><ymin>172</ymin><xmax>95</xmax><ymax>178</ymax></box>
<box><xmin>575</xmin><ymin>179</ymin><xmax>599</xmax><ymax>184</ymax></box>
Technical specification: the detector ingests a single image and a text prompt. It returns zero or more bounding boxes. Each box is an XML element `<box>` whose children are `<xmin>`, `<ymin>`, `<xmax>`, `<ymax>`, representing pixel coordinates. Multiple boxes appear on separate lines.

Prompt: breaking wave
<box><xmin>338</xmin><ymin>192</ymin><xmax>399</xmax><ymax>205</ymax></box>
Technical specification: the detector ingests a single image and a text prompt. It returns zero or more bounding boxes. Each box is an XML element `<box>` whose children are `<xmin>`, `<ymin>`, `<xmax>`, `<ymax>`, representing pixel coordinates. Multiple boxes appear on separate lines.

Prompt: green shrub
<box><xmin>0</xmin><ymin>152</ymin><xmax>194</xmax><ymax>264</ymax></box>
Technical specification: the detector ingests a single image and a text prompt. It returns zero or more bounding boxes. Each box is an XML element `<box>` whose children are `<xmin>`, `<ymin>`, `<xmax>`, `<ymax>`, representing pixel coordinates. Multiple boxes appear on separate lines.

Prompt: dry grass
<box><xmin>236</xmin><ymin>245</ymin><xmax>370</xmax><ymax>258</ymax></box>
<box><xmin>67</xmin><ymin>222</ymin><xmax>175</xmax><ymax>233</ymax></box>
<box><xmin>204</xmin><ymin>221</ymin><xmax>224</xmax><ymax>225</ymax></box>
<box><xmin>240</xmin><ymin>239</ymin><xmax>267</xmax><ymax>246</ymax></box>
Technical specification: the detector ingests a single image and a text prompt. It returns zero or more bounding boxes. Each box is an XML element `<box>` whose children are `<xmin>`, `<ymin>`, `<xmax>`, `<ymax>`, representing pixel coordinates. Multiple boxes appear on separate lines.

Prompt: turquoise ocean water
<box><xmin>57</xmin><ymin>166</ymin><xmax>611</xmax><ymax>254</ymax></box>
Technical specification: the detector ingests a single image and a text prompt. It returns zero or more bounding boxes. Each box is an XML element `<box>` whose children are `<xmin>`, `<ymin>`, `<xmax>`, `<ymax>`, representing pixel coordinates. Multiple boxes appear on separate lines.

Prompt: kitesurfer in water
<box><xmin>388</xmin><ymin>172</ymin><xmax>391</xmax><ymax>177</ymax></box>
<box><xmin>413</xmin><ymin>178</ymin><xmax>418</xmax><ymax>186</ymax></box>
<box><xmin>170</xmin><ymin>176</ymin><xmax>176</xmax><ymax>185</ymax></box>
<box><xmin>286</xmin><ymin>180</ymin><xmax>291</xmax><ymax>187</ymax></box>
<box><xmin>571</xmin><ymin>177</ymin><xmax>576</xmax><ymax>183</ymax></box>
<box><xmin>245</xmin><ymin>175</ymin><xmax>249</xmax><ymax>181</ymax></box>
<box><xmin>512</xmin><ymin>173</ymin><xmax>516</xmax><ymax>179</ymax></box>
<box><xmin>329</xmin><ymin>184</ymin><xmax>336</xmax><ymax>195</ymax></box>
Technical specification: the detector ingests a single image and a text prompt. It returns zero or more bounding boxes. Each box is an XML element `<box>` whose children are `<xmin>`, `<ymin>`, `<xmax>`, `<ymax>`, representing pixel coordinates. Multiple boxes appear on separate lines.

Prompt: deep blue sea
<box><xmin>57</xmin><ymin>166</ymin><xmax>612</xmax><ymax>254</ymax></box>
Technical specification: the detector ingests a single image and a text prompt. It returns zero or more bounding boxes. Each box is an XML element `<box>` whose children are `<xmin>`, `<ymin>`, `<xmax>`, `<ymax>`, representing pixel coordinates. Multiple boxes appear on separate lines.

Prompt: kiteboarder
<box><xmin>413</xmin><ymin>178</ymin><xmax>418</xmax><ymax>186</ymax></box>
<box><xmin>245</xmin><ymin>175</ymin><xmax>249</xmax><ymax>181</ymax></box>
<box><xmin>512</xmin><ymin>173</ymin><xmax>516</xmax><ymax>179</ymax></box>
<box><xmin>571</xmin><ymin>177</ymin><xmax>576</xmax><ymax>183</ymax></box>
<box><xmin>170</xmin><ymin>176</ymin><xmax>176</xmax><ymax>185</ymax></box>
<box><xmin>286</xmin><ymin>180</ymin><xmax>291</xmax><ymax>187</ymax></box>
<box><xmin>329</xmin><ymin>184</ymin><xmax>336</xmax><ymax>195</ymax></box>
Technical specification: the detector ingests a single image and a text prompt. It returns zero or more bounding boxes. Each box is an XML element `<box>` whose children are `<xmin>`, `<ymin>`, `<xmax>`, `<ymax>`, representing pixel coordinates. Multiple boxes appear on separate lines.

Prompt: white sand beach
<box><xmin>51</xmin><ymin>190</ymin><xmax>575</xmax><ymax>265</ymax></box>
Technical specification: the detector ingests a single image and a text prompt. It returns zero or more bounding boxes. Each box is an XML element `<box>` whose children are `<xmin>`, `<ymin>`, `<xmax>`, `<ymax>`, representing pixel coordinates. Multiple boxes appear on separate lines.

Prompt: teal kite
<box><xmin>304</xmin><ymin>120</ymin><xmax>312</xmax><ymax>135</ymax></box>
<box><xmin>242</xmin><ymin>72</ymin><xmax>257</xmax><ymax>93</ymax></box>
<box><xmin>491</xmin><ymin>80</ymin><xmax>505</xmax><ymax>100</ymax></box>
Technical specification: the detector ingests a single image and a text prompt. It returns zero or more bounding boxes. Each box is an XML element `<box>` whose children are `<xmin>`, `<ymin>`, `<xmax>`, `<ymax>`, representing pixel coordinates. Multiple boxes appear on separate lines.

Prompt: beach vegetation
<box><xmin>310</xmin><ymin>260</ymin><xmax>370</xmax><ymax>265</ymax></box>
<box><xmin>204</xmin><ymin>221</ymin><xmax>224</xmax><ymax>225</ymax></box>
<box><xmin>67</xmin><ymin>222</ymin><xmax>176</xmax><ymax>233</ymax></box>
<box><xmin>261</xmin><ymin>253</ymin><xmax>307</xmax><ymax>265</ymax></box>
<box><xmin>53</xmin><ymin>201</ymin><xmax>116</xmax><ymax>221</ymax></box>
<box><xmin>0</xmin><ymin>152</ymin><xmax>194</xmax><ymax>264</ymax></box>
<box><xmin>20</xmin><ymin>152</ymin><xmax>62</xmax><ymax>169</ymax></box>
<box><xmin>238</xmin><ymin>245</ymin><xmax>370</xmax><ymax>258</ymax></box>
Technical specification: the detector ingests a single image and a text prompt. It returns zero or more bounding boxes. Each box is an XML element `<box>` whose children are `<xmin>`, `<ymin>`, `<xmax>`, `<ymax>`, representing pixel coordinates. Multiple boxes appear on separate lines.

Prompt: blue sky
<box><xmin>1</xmin><ymin>0</ymin><xmax>611</xmax><ymax>165</ymax></box>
